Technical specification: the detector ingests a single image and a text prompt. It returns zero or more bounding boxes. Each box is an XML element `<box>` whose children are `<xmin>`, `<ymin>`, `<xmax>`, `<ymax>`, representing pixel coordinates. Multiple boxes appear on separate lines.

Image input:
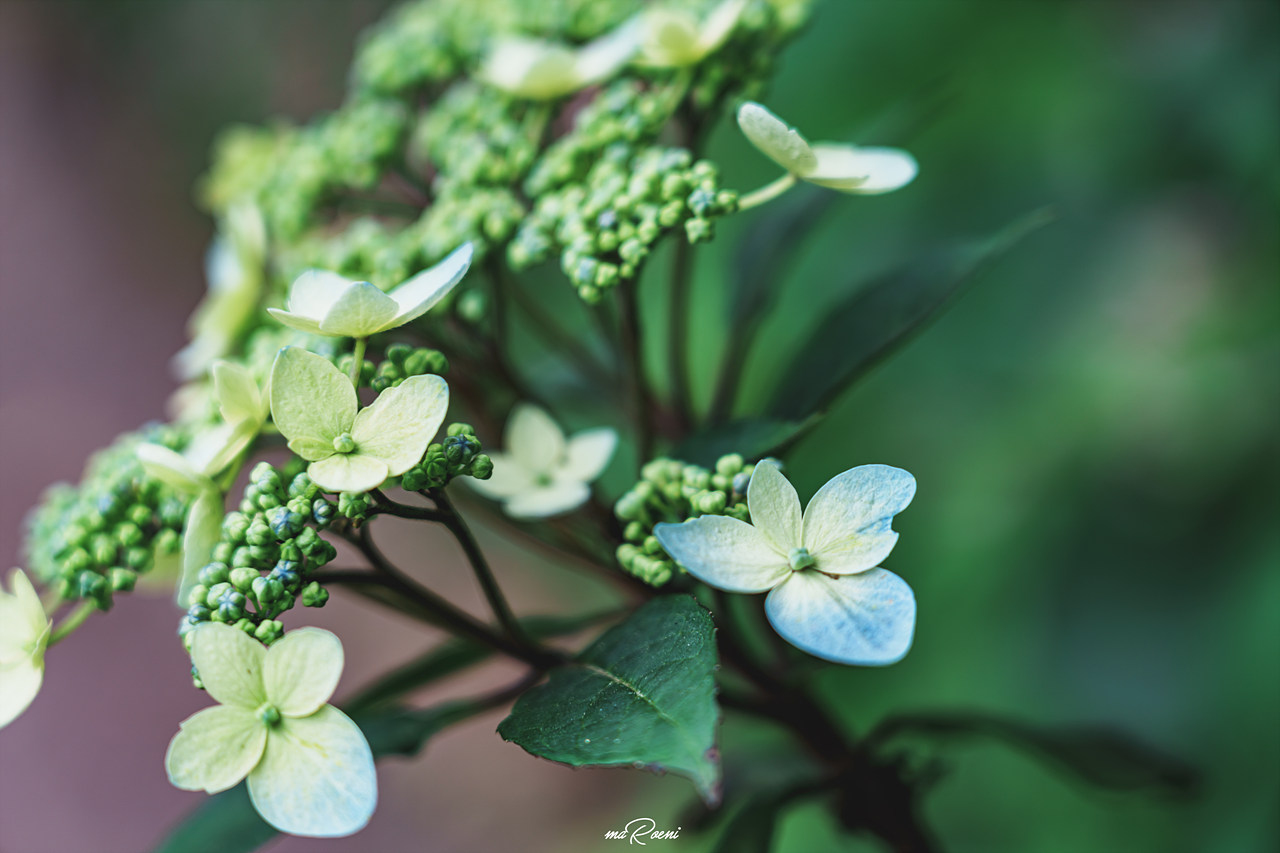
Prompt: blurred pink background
<box><xmin>0</xmin><ymin>4</ymin><xmax>652</xmax><ymax>851</ymax></box>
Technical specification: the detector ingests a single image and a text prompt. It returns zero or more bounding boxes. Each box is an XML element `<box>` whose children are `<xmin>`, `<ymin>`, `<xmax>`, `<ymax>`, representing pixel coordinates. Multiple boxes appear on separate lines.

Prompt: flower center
<box><xmin>256</xmin><ymin>703</ymin><xmax>282</xmax><ymax>727</ymax></box>
<box><xmin>533</xmin><ymin>472</ymin><xmax>554</xmax><ymax>487</ymax></box>
<box><xmin>332</xmin><ymin>433</ymin><xmax>357</xmax><ymax>454</ymax></box>
<box><xmin>787</xmin><ymin>547</ymin><xmax>815</xmax><ymax>571</ymax></box>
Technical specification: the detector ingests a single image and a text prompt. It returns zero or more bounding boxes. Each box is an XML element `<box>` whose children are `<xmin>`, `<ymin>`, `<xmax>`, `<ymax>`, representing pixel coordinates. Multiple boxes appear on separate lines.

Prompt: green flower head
<box><xmin>0</xmin><ymin>569</ymin><xmax>51</xmax><ymax>730</ymax></box>
<box><xmin>268</xmin><ymin>243</ymin><xmax>473</xmax><ymax>338</ymax></box>
<box><xmin>269</xmin><ymin>347</ymin><xmax>449</xmax><ymax>494</ymax></box>
<box><xmin>737</xmin><ymin>102</ymin><xmax>918</xmax><ymax>195</ymax></box>
<box><xmin>165</xmin><ymin>623</ymin><xmax>376</xmax><ymax>837</ymax></box>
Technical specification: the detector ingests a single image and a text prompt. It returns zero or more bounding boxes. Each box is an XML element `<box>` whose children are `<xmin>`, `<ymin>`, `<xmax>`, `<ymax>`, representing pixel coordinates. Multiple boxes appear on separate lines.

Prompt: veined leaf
<box><xmin>770</xmin><ymin>208</ymin><xmax>1053</xmax><ymax>418</ymax></box>
<box><xmin>498</xmin><ymin>595</ymin><xmax>722</xmax><ymax>803</ymax></box>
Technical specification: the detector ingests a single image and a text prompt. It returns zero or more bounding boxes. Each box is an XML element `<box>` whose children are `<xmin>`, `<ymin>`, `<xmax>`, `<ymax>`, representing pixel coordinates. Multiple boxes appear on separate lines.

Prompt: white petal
<box><xmin>653</xmin><ymin>516</ymin><xmax>789</xmax><ymax>593</ymax></box>
<box><xmin>507</xmin><ymin>404</ymin><xmax>565</xmax><ymax>475</ymax></box>
<box><xmin>8</xmin><ymin>569</ymin><xmax>48</xmax><ymax>642</ymax></box>
<box><xmin>562</xmin><ymin>428</ymin><xmax>617</xmax><ymax>483</ymax></box>
<box><xmin>805</xmin><ymin>144</ymin><xmax>918</xmax><ymax>194</ymax></box>
<box><xmin>189</xmin><ymin>622</ymin><xmax>266</xmax><ymax>709</ymax></box>
<box><xmin>136</xmin><ymin>443</ymin><xmax>207</xmax><ymax>494</ymax></box>
<box><xmin>480</xmin><ymin>37</ymin><xmax>580</xmax><ymax>100</ymax></box>
<box><xmin>307</xmin><ymin>455</ymin><xmax>390</xmax><ymax>495</ymax></box>
<box><xmin>182</xmin><ymin>424</ymin><xmax>239</xmax><ymax>477</ymax></box>
<box><xmin>247</xmin><ymin>706</ymin><xmax>377</xmax><ymax>838</ymax></box>
<box><xmin>802</xmin><ymin>465</ymin><xmax>915</xmax><ymax>574</ymax></box>
<box><xmin>640</xmin><ymin>9</ymin><xmax>701</xmax><ymax>66</ymax></box>
<box><xmin>764</xmin><ymin>569</ymin><xmax>916</xmax><ymax>665</ymax></box>
<box><xmin>573</xmin><ymin>17</ymin><xmax>642</xmax><ymax>86</ymax></box>
<box><xmin>737</xmin><ymin>102</ymin><xmax>818</xmax><ymax>175</ymax></box>
<box><xmin>318</xmin><ymin>281</ymin><xmax>400</xmax><ymax>338</ymax></box>
<box><xmin>383</xmin><ymin>243</ymin><xmax>473</xmax><ymax>329</ymax></box>
<box><xmin>504</xmin><ymin>482</ymin><xmax>591</xmax><ymax>519</ymax></box>
<box><xmin>165</xmin><ymin>705</ymin><xmax>266</xmax><ymax>793</ymax></box>
<box><xmin>287</xmin><ymin>270</ymin><xmax>356</xmax><ymax>320</ymax></box>
<box><xmin>266</xmin><ymin>308</ymin><xmax>324</xmax><ymax>336</ymax></box>
<box><xmin>350</xmin><ymin>374</ymin><xmax>448</xmax><ymax>476</ymax></box>
<box><xmin>747</xmin><ymin>461</ymin><xmax>802</xmax><ymax>552</ymax></box>
<box><xmin>0</xmin><ymin>660</ymin><xmax>43</xmax><ymax>729</ymax></box>
<box><xmin>264</xmin><ymin>628</ymin><xmax>343</xmax><ymax>718</ymax></box>
<box><xmin>181</xmin><ymin>490</ymin><xmax>225</xmax><ymax>606</ymax></box>
<box><xmin>696</xmin><ymin>0</ymin><xmax>748</xmax><ymax>55</ymax></box>
<box><xmin>465</xmin><ymin>452</ymin><xmax>535</xmax><ymax>500</ymax></box>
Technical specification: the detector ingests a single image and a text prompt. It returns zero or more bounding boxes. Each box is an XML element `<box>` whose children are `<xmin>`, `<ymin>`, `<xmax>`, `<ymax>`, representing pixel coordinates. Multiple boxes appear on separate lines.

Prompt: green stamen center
<box><xmin>333</xmin><ymin>433</ymin><xmax>357</xmax><ymax>454</ymax></box>
<box><xmin>256</xmin><ymin>703</ymin><xmax>282</xmax><ymax>727</ymax></box>
<box><xmin>788</xmin><ymin>547</ymin><xmax>815</xmax><ymax>571</ymax></box>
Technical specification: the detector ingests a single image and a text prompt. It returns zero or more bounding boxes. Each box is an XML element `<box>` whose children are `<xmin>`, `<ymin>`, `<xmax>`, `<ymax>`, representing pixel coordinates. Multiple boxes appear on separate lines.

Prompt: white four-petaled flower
<box><xmin>165</xmin><ymin>623</ymin><xmax>376</xmax><ymax>838</ymax></box>
<box><xmin>655</xmin><ymin>462</ymin><xmax>917</xmax><ymax>666</ymax></box>
<box><xmin>0</xmin><ymin>569</ymin><xmax>51</xmax><ymax>729</ymax></box>
<box><xmin>737</xmin><ymin>102</ymin><xmax>918</xmax><ymax>195</ymax></box>
<box><xmin>469</xmin><ymin>404</ymin><xmax>616</xmax><ymax>518</ymax></box>
<box><xmin>268</xmin><ymin>243</ymin><xmax>473</xmax><ymax>338</ymax></box>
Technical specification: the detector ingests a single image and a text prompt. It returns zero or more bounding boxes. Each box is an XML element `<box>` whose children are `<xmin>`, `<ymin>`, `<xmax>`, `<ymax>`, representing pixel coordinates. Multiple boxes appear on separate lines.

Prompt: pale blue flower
<box><xmin>655</xmin><ymin>462</ymin><xmax>917</xmax><ymax>665</ymax></box>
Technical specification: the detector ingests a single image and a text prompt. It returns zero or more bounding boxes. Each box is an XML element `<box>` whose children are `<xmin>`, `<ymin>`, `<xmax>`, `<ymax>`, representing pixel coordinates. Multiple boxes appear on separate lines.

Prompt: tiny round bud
<box><xmin>301</xmin><ymin>582</ymin><xmax>329</xmax><ymax>608</ymax></box>
<box><xmin>332</xmin><ymin>433</ymin><xmax>357</xmax><ymax>454</ymax></box>
<box><xmin>230</xmin><ymin>567</ymin><xmax>259</xmax><ymax>592</ymax></box>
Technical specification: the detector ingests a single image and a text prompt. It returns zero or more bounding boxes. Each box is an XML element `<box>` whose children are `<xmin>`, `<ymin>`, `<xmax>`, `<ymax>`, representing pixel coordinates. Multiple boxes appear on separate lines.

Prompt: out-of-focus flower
<box><xmin>655</xmin><ymin>461</ymin><xmax>917</xmax><ymax>665</ymax></box>
<box><xmin>469</xmin><ymin>404</ymin><xmax>616</xmax><ymax>518</ymax></box>
<box><xmin>0</xmin><ymin>569</ymin><xmax>51</xmax><ymax>729</ymax></box>
<box><xmin>737</xmin><ymin>102</ymin><xmax>918</xmax><ymax>195</ymax></box>
<box><xmin>634</xmin><ymin>0</ymin><xmax>747</xmax><ymax>68</ymax></box>
<box><xmin>165</xmin><ymin>623</ymin><xmax>376</xmax><ymax>837</ymax></box>
<box><xmin>478</xmin><ymin>23</ymin><xmax>641</xmax><ymax>100</ymax></box>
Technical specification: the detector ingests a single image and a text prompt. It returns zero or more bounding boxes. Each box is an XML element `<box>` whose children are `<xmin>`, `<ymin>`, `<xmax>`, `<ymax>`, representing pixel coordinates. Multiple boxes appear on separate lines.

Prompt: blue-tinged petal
<box><xmin>802</xmin><ymin>464</ymin><xmax>916</xmax><ymax>574</ymax></box>
<box><xmin>654</xmin><ymin>516</ymin><xmax>789</xmax><ymax>594</ymax></box>
<box><xmin>248</xmin><ymin>706</ymin><xmax>377</xmax><ymax>838</ymax></box>
<box><xmin>747</xmin><ymin>461</ymin><xmax>802</xmax><ymax>552</ymax></box>
<box><xmin>166</xmin><ymin>705</ymin><xmax>266</xmax><ymax>794</ymax></box>
<box><xmin>764</xmin><ymin>569</ymin><xmax>915</xmax><ymax>666</ymax></box>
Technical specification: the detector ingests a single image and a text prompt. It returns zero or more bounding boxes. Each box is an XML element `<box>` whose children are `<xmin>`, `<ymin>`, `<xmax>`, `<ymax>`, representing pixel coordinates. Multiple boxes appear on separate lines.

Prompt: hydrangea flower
<box><xmin>478</xmin><ymin>23</ymin><xmax>640</xmax><ymax>100</ymax></box>
<box><xmin>269</xmin><ymin>347</ymin><xmax>448</xmax><ymax>494</ymax></box>
<box><xmin>634</xmin><ymin>0</ymin><xmax>747</xmax><ymax>68</ymax></box>
<box><xmin>268</xmin><ymin>243</ymin><xmax>473</xmax><ymax>338</ymax></box>
<box><xmin>737</xmin><ymin>102</ymin><xmax>918</xmax><ymax>195</ymax></box>
<box><xmin>468</xmin><ymin>404</ymin><xmax>616</xmax><ymax>518</ymax></box>
<box><xmin>173</xmin><ymin>204</ymin><xmax>266</xmax><ymax>379</ymax></box>
<box><xmin>0</xmin><ymin>569</ymin><xmax>51</xmax><ymax>729</ymax></box>
<box><xmin>655</xmin><ymin>462</ymin><xmax>917</xmax><ymax>665</ymax></box>
<box><xmin>165</xmin><ymin>623</ymin><xmax>376</xmax><ymax>837</ymax></box>
<box><xmin>138</xmin><ymin>361</ymin><xmax>269</xmax><ymax>599</ymax></box>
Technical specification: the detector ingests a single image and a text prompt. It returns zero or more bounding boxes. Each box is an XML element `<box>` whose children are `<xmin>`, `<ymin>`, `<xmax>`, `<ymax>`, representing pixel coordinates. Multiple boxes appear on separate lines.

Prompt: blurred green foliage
<box><xmin>37</xmin><ymin>0</ymin><xmax>1280</xmax><ymax>850</ymax></box>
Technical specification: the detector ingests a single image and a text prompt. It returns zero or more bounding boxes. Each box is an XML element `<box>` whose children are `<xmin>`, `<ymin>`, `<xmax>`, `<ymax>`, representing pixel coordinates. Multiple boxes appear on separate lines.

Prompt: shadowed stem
<box><xmin>667</xmin><ymin>239</ymin><xmax>696</xmax><ymax>429</ymax></box>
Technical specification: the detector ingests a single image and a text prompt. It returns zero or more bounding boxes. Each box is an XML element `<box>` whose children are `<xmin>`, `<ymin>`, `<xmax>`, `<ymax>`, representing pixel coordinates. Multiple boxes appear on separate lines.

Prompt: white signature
<box><xmin>603</xmin><ymin>817</ymin><xmax>682</xmax><ymax>844</ymax></box>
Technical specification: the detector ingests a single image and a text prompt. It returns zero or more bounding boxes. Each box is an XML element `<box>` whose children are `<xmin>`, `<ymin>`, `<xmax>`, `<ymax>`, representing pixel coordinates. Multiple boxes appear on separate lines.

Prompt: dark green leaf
<box><xmin>709</xmin><ymin>792</ymin><xmax>790</xmax><ymax>853</ymax></box>
<box><xmin>345</xmin><ymin>611</ymin><xmax>613</xmax><ymax>713</ymax></box>
<box><xmin>877</xmin><ymin>712</ymin><xmax>1198</xmax><ymax>796</ymax></box>
<box><xmin>731</xmin><ymin>186</ymin><xmax>836</xmax><ymax>326</ymax></box>
<box><xmin>673</xmin><ymin>416</ymin><xmax>818</xmax><ymax>467</ymax></box>
<box><xmin>498</xmin><ymin>595</ymin><xmax>722</xmax><ymax>803</ymax></box>
<box><xmin>770</xmin><ymin>208</ymin><xmax>1053</xmax><ymax>418</ymax></box>
<box><xmin>153</xmin><ymin>701</ymin><xmax>496</xmax><ymax>853</ymax></box>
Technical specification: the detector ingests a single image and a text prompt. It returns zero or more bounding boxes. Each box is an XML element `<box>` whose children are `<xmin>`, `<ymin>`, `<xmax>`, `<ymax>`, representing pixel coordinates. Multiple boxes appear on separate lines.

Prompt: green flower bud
<box><xmin>301</xmin><ymin>582</ymin><xmax>329</xmax><ymax>608</ymax></box>
<box><xmin>695</xmin><ymin>490</ymin><xmax>727</xmax><ymax>514</ymax></box>
<box><xmin>187</xmin><ymin>585</ymin><xmax>209</xmax><ymax>608</ymax></box>
<box><xmin>716</xmin><ymin>454</ymin><xmax>745</xmax><ymax>477</ymax></box>
<box><xmin>108</xmin><ymin>567</ymin><xmax>136</xmax><ymax>592</ymax></box>
<box><xmin>254</xmin><ymin>620</ymin><xmax>284</xmax><ymax>645</ymax></box>
<box><xmin>252</xmin><ymin>575</ymin><xmax>285</xmax><ymax>605</ymax></box>
<box><xmin>230</xmin><ymin>567</ymin><xmax>259</xmax><ymax>592</ymax></box>
<box><xmin>198</xmin><ymin>562</ymin><xmax>230</xmax><ymax>586</ymax></box>
<box><xmin>470</xmin><ymin>454</ymin><xmax>494</xmax><ymax>480</ymax></box>
<box><xmin>205</xmin><ymin>582</ymin><xmax>232</xmax><ymax>609</ymax></box>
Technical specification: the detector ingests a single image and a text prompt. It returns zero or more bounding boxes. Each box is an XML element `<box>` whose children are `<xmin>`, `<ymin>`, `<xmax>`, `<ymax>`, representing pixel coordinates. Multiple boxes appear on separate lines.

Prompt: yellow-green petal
<box><xmin>212</xmin><ymin>360</ymin><xmax>266</xmax><ymax>426</ymax></box>
<box><xmin>263</xmin><ymin>628</ymin><xmax>344</xmax><ymax>718</ymax></box>
<box><xmin>0</xmin><ymin>659</ymin><xmax>44</xmax><ymax>729</ymax></box>
<box><xmin>350</xmin><ymin>374</ymin><xmax>448</xmax><ymax>476</ymax></box>
<box><xmin>189</xmin><ymin>622</ymin><xmax>266</xmax><ymax>709</ymax></box>
<box><xmin>307</xmin><ymin>454</ymin><xmax>389</xmax><ymax>495</ymax></box>
<box><xmin>507</xmin><ymin>404</ymin><xmax>565</xmax><ymax>476</ymax></box>
<box><xmin>317</xmin><ymin>281</ymin><xmax>399</xmax><ymax>337</ymax></box>
<box><xmin>747</xmin><ymin>461</ymin><xmax>802</xmax><ymax>553</ymax></box>
<box><xmin>166</xmin><ymin>705</ymin><xmax>266</xmax><ymax>794</ymax></box>
<box><xmin>247</xmin><ymin>706</ymin><xmax>377</xmax><ymax>838</ymax></box>
<box><xmin>269</xmin><ymin>347</ymin><xmax>357</xmax><ymax>449</ymax></box>
<box><xmin>180</xmin><ymin>490</ymin><xmax>226</xmax><ymax>605</ymax></box>
<box><xmin>136</xmin><ymin>443</ymin><xmax>208</xmax><ymax>494</ymax></box>
<box><xmin>381</xmin><ymin>243</ymin><xmax>473</xmax><ymax>329</ymax></box>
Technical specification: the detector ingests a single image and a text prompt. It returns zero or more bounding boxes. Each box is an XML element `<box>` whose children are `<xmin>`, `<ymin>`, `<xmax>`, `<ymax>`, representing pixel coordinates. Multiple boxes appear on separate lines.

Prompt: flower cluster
<box><xmin>24</xmin><ymin>426</ymin><xmax>190</xmax><ymax>609</ymax></box>
<box><xmin>614</xmin><ymin>453</ymin><xmax>761</xmax><ymax>586</ymax></box>
<box><xmin>179</xmin><ymin>463</ymin><xmax>338</xmax><ymax>651</ymax></box>
<box><xmin>399</xmin><ymin>422</ymin><xmax>494</xmax><ymax>492</ymax></box>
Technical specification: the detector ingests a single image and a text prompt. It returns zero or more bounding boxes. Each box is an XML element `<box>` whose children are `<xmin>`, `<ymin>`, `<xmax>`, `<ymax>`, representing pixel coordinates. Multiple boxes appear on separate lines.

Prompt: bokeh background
<box><xmin>1</xmin><ymin>1</ymin><xmax>1276</xmax><ymax>852</ymax></box>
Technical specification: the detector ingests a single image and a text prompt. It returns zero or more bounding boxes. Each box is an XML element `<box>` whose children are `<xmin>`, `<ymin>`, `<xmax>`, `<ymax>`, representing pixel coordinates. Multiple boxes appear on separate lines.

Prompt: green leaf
<box><xmin>710</xmin><ymin>792</ymin><xmax>791</xmax><ymax>853</ymax></box>
<box><xmin>673</xmin><ymin>416</ymin><xmax>817</xmax><ymax>467</ymax></box>
<box><xmin>877</xmin><ymin>712</ymin><xmax>1198</xmax><ymax>796</ymax></box>
<box><xmin>769</xmin><ymin>208</ymin><xmax>1053</xmax><ymax>419</ymax></box>
<box><xmin>153</xmin><ymin>701</ymin><xmax>491</xmax><ymax>853</ymax></box>
<box><xmin>498</xmin><ymin>595</ymin><xmax>722</xmax><ymax>803</ymax></box>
